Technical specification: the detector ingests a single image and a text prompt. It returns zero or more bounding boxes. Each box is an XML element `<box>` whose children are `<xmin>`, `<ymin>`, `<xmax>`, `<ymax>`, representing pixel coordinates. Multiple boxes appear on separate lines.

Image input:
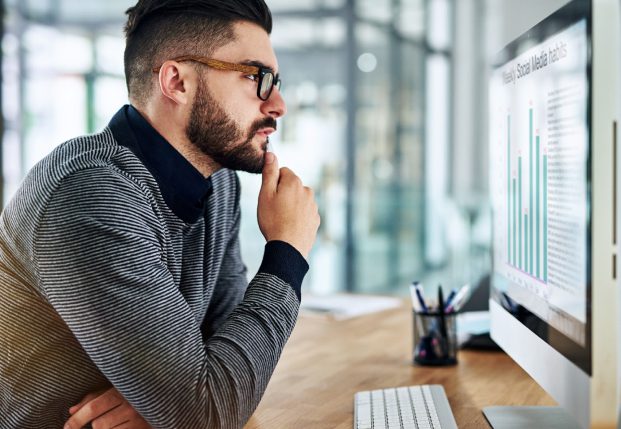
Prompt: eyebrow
<box><xmin>241</xmin><ymin>60</ymin><xmax>277</xmax><ymax>74</ymax></box>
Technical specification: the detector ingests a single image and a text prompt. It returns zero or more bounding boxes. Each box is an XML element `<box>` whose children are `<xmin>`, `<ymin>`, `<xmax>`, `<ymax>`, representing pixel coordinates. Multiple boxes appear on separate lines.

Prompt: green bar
<box><xmin>513</xmin><ymin>178</ymin><xmax>517</xmax><ymax>266</ymax></box>
<box><xmin>544</xmin><ymin>156</ymin><xmax>548</xmax><ymax>282</ymax></box>
<box><xmin>519</xmin><ymin>157</ymin><xmax>522</xmax><ymax>269</ymax></box>
<box><xmin>534</xmin><ymin>136</ymin><xmax>541</xmax><ymax>279</ymax></box>
<box><xmin>529</xmin><ymin>108</ymin><xmax>534</xmax><ymax>274</ymax></box>
<box><xmin>508</xmin><ymin>116</ymin><xmax>511</xmax><ymax>264</ymax></box>
<box><xmin>525</xmin><ymin>213</ymin><xmax>529</xmax><ymax>273</ymax></box>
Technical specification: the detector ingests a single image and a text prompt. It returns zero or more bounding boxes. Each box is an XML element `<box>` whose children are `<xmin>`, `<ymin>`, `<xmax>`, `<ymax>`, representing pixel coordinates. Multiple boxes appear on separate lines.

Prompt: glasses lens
<box><xmin>260</xmin><ymin>72</ymin><xmax>274</xmax><ymax>100</ymax></box>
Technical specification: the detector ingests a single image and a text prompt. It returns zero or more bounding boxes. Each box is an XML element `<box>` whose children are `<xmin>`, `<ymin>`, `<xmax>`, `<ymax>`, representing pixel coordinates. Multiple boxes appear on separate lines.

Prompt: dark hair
<box><xmin>124</xmin><ymin>0</ymin><xmax>273</xmax><ymax>105</ymax></box>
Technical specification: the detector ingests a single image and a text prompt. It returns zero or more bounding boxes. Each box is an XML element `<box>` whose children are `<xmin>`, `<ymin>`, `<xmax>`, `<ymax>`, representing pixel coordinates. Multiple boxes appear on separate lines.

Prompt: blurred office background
<box><xmin>0</xmin><ymin>0</ymin><xmax>568</xmax><ymax>296</ymax></box>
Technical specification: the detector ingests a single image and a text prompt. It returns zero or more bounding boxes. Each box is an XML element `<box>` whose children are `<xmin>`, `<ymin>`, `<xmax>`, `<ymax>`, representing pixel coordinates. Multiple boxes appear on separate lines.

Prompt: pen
<box><xmin>438</xmin><ymin>287</ymin><xmax>447</xmax><ymax>329</ymax></box>
<box><xmin>444</xmin><ymin>288</ymin><xmax>457</xmax><ymax>310</ymax></box>
<box><xmin>445</xmin><ymin>283</ymin><xmax>471</xmax><ymax>313</ymax></box>
<box><xmin>413</xmin><ymin>283</ymin><xmax>429</xmax><ymax>313</ymax></box>
<box><xmin>437</xmin><ymin>286</ymin><xmax>448</xmax><ymax>359</ymax></box>
<box><xmin>409</xmin><ymin>283</ymin><xmax>422</xmax><ymax>312</ymax></box>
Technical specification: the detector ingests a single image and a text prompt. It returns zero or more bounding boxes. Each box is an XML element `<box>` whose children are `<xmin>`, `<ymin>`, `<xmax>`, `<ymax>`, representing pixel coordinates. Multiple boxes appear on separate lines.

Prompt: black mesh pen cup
<box><xmin>412</xmin><ymin>310</ymin><xmax>458</xmax><ymax>366</ymax></box>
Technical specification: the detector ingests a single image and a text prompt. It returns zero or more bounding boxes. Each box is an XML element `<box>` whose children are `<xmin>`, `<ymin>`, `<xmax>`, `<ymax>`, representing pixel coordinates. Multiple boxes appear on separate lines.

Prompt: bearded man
<box><xmin>0</xmin><ymin>1</ymin><xmax>319</xmax><ymax>428</ymax></box>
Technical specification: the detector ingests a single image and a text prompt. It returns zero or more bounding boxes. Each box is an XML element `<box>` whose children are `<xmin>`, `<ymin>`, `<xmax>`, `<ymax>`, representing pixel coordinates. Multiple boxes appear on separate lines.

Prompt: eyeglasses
<box><xmin>153</xmin><ymin>55</ymin><xmax>281</xmax><ymax>101</ymax></box>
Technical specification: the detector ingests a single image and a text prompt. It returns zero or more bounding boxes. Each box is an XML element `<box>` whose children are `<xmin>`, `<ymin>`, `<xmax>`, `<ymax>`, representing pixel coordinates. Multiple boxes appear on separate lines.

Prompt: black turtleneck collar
<box><xmin>108</xmin><ymin>105</ymin><xmax>213</xmax><ymax>223</ymax></box>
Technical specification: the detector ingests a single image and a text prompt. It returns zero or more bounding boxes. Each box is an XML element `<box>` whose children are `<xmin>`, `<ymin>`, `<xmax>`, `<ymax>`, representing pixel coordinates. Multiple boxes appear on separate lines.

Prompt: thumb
<box><xmin>261</xmin><ymin>152</ymin><xmax>279</xmax><ymax>192</ymax></box>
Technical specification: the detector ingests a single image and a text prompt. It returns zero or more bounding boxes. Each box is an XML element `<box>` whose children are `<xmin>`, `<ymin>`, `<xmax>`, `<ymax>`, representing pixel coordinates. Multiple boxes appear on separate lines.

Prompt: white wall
<box><xmin>486</xmin><ymin>0</ymin><xmax>571</xmax><ymax>53</ymax></box>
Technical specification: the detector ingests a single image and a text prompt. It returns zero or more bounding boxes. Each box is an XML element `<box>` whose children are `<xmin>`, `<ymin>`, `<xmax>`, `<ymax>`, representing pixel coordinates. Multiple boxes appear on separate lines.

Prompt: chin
<box><xmin>254</xmin><ymin>135</ymin><xmax>269</xmax><ymax>146</ymax></box>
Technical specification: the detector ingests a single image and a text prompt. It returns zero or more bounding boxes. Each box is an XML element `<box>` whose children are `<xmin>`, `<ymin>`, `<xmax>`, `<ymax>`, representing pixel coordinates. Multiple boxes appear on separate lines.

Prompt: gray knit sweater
<box><xmin>0</xmin><ymin>106</ymin><xmax>307</xmax><ymax>428</ymax></box>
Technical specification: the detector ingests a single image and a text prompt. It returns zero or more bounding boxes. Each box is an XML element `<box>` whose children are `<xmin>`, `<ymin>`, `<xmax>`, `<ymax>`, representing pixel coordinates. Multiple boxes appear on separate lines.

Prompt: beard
<box><xmin>186</xmin><ymin>77</ymin><xmax>277</xmax><ymax>174</ymax></box>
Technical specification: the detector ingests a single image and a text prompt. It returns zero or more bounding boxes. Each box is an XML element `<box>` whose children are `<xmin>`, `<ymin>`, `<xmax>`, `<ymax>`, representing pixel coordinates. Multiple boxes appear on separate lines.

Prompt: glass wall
<box><xmin>2</xmin><ymin>0</ymin><xmax>127</xmax><ymax>200</ymax></box>
<box><xmin>1</xmin><ymin>0</ymin><xmax>474</xmax><ymax>296</ymax></box>
<box><xmin>242</xmin><ymin>0</ymin><xmax>442</xmax><ymax>294</ymax></box>
<box><xmin>352</xmin><ymin>22</ymin><xmax>425</xmax><ymax>293</ymax></box>
<box><xmin>239</xmin><ymin>5</ymin><xmax>350</xmax><ymax>295</ymax></box>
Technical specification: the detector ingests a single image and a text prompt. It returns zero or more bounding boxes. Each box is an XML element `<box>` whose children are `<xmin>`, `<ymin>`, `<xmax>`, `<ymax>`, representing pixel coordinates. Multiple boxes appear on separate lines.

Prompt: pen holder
<box><xmin>412</xmin><ymin>310</ymin><xmax>458</xmax><ymax>366</ymax></box>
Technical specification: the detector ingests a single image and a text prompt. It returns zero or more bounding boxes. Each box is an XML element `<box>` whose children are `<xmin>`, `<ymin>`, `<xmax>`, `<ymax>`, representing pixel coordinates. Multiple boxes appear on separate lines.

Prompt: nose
<box><xmin>261</xmin><ymin>86</ymin><xmax>287</xmax><ymax>119</ymax></box>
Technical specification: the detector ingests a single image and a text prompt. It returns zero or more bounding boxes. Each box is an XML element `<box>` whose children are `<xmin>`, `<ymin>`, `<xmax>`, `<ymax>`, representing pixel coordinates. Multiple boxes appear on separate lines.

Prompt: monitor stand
<box><xmin>483</xmin><ymin>406</ymin><xmax>582</xmax><ymax>429</ymax></box>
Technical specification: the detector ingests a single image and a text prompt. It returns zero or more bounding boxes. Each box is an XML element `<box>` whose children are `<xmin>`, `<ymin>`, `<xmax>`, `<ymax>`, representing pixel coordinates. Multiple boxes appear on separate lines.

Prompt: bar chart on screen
<box><xmin>489</xmin><ymin>19</ymin><xmax>589</xmax><ymax>340</ymax></box>
<box><xmin>506</xmin><ymin>107</ymin><xmax>549</xmax><ymax>284</ymax></box>
<box><xmin>497</xmin><ymin>87</ymin><xmax>587</xmax><ymax>314</ymax></box>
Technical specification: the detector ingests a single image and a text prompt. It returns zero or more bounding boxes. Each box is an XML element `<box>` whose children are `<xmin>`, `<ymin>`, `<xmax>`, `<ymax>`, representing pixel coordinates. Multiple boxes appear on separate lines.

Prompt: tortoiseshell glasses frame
<box><xmin>152</xmin><ymin>55</ymin><xmax>281</xmax><ymax>101</ymax></box>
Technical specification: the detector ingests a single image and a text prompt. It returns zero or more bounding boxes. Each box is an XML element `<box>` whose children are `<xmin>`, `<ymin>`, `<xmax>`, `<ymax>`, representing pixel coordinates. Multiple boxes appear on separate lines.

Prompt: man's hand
<box><xmin>64</xmin><ymin>387</ymin><xmax>152</xmax><ymax>429</ymax></box>
<box><xmin>258</xmin><ymin>152</ymin><xmax>320</xmax><ymax>259</ymax></box>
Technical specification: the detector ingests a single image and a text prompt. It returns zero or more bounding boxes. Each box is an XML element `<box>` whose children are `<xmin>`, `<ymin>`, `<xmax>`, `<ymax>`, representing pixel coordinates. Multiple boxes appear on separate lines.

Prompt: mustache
<box><xmin>248</xmin><ymin>117</ymin><xmax>278</xmax><ymax>138</ymax></box>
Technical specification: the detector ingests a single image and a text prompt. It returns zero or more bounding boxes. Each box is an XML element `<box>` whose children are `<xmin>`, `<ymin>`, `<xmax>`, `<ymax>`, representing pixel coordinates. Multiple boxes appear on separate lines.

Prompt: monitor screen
<box><xmin>489</xmin><ymin>1</ymin><xmax>591</xmax><ymax>374</ymax></box>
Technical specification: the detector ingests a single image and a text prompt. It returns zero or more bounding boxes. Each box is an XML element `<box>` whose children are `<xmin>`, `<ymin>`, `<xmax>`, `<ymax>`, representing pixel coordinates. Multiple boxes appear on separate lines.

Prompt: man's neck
<box><xmin>132</xmin><ymin>103</ymin><xmax>221</xmax><ymax>178</ymax></box>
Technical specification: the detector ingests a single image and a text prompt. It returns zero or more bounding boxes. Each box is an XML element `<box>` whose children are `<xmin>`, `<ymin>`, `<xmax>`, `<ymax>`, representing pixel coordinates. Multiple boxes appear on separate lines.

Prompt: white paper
<box><xmin>300</xmin><ymin>294</ymin><xmax>403</xmax><ymax>320</ymax></box>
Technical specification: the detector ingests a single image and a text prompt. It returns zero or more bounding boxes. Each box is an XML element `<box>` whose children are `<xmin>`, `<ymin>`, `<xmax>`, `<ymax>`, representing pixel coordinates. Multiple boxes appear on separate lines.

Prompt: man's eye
<box><xmin>245</xmin><ymin>74</ymin><xmax>258</xmax><ymax>82</ymax></box>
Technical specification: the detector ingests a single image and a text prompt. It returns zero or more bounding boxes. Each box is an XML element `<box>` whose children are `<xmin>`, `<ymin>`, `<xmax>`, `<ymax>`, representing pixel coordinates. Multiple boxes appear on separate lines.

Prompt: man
<box><xmin>0</xmin><ymin>0</ymin><xmax>319</xmax><ymax>428</ymax></box>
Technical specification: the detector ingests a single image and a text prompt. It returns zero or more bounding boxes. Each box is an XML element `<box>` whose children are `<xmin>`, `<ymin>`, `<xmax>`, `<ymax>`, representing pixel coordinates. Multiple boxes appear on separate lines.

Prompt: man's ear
<box><xmin>157</xmin><ymin>61</ymin><xmax>194</xmax><ymax>106</ymax></box>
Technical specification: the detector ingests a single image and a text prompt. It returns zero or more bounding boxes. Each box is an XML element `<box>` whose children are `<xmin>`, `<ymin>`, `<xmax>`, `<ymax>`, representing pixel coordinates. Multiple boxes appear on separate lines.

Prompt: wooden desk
<box><xmin>244</xmin><ymin>303</ymin><xmax>555</xmax><ymax>429</ymax></box>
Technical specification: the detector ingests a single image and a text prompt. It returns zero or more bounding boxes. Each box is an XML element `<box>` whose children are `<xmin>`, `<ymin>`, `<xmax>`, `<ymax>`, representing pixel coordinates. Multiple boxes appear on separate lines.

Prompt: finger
<box><xmin>112</xmin><ymin>420</ymin><xmax>151</xmax><ymax>429</ymax></box>
<box><xmin>91</xmin><ymin>404</ymin><xmax>133</xmax><ymax>429</ymax></box>
<box><xmin>93</xmin><ymin>405</ymin><xmax>151</xmax><ymax>429</ymax></box>
<box><xmin>69</xmin><ymin>392</ymin><xmax>101</xmax><ymax>415</ymax></box>
<box><xmin>91</xmin><ymin>405</ymin><xmax>126</xmax><ymax>429</ymax></box>
<box><xmin>278</xmin><ymin>168</ymin><xmax>301</xmax><ymax>188</ymax></box>
<box><xmin>261</xmin><ymin>152</ymin><xmax>279</xmax><ymax>192</ymax></box>
<box><xmin>64</xmin><ymin>389</ymin><xmax>123</xmax><ymax>429</ymax></box>
<box><xmin>92</xmin><ymin>394</ymin><xmax>148</xmax><ymax>429</ymax></box>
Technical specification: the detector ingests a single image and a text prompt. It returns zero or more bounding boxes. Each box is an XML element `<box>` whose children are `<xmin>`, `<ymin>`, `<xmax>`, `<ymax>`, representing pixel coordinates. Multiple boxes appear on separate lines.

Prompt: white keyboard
<box><xmin>354</xmin><ymin>385</ymin><xmax>458</xmax><ymax>429</ymax></box>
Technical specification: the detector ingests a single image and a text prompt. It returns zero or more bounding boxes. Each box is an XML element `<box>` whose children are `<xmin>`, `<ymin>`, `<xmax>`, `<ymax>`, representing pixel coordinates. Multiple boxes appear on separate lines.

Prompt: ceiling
<box><xmin>5</xmin><ymin>0</ymin><xmax>426</xmax><ymax>44</ymax></box>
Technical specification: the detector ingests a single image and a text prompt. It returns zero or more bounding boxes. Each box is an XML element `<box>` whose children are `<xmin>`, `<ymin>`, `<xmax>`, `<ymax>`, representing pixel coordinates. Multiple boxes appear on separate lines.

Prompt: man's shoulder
<box><xmin>24</xmin><ymin>128</ymin><xmax>139</xmax><ymax>189</ymax></box>
<box><xmin>0</xmin><ymin>128</ymin><xmax>156</xmax><ymax>268</ymax></box>
<box><xmin>3</xmin><ymin>128</ymin><xmax>154</xmax><ymax>227</ymax></box>
<box><xmin>41</xmin><ymin>127</ymin><xmax>133</xmax><ymax>177</ymax></box>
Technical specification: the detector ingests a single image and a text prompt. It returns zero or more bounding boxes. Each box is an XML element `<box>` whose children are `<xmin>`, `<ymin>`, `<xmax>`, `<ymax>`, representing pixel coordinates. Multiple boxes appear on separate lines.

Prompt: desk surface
<box><xmin>244</xmin><ymin>303</ymin><xmax>555</xmax><ymax>429</ymax></box>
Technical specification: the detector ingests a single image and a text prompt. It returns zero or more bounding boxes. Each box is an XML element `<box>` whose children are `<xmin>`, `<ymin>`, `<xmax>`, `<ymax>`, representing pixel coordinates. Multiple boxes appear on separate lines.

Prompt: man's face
<box><xmin>185</xmin><ymin>21</ymin><xmax>286</xmax><ymax>174</ymax></box>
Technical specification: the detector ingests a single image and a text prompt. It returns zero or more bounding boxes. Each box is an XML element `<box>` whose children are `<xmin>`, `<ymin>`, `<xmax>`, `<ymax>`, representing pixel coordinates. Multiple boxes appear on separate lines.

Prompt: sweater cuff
<box><xmin>258</xmin><ymin>241</ymin><xmax>309</xmax><ymax>301</ymax></box>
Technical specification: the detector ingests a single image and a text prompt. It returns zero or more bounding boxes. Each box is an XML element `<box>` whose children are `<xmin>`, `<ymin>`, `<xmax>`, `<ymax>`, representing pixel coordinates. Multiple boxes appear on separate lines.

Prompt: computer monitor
<box><xmin>488</xmin><ymin>0</ymin><xmax>620</xmax><ymax>427</ymax></box>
